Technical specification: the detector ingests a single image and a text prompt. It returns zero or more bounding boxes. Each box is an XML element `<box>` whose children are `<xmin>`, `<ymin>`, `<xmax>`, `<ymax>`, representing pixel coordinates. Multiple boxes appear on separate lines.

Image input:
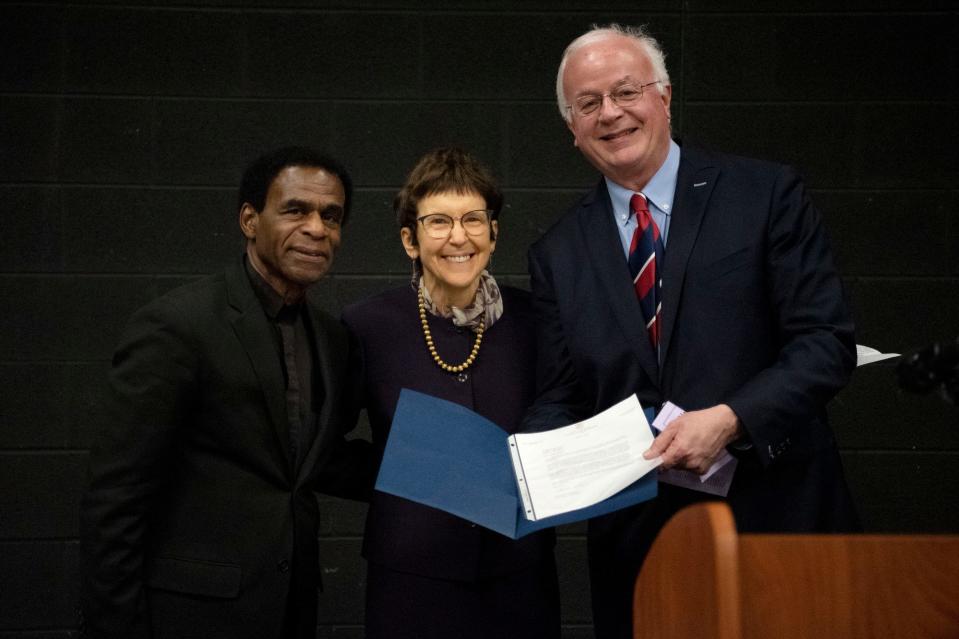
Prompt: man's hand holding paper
<box><xmin>646</xmin><ymin>401</ymin><xmax>739</xmax><ymax>497</ymax></box>
<box><xmin>643</xmin><ymin>403</ymin><xmax>742</xmax><ymax>475</ymax></box>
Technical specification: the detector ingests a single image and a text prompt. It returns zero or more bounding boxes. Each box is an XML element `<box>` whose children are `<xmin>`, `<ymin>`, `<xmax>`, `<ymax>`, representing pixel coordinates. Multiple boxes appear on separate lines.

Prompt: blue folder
<box><xmin>375</xmin><ymin>389</ymin><xmax>658</xmax><ymax>539</ymax></box>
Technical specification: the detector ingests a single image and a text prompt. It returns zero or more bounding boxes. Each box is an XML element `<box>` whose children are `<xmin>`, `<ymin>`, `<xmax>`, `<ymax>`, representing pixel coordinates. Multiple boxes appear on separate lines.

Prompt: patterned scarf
<box><xmin>419</xmin><ymin>270</ymin><xmax>504</xmax><ymax>332</ymax></box>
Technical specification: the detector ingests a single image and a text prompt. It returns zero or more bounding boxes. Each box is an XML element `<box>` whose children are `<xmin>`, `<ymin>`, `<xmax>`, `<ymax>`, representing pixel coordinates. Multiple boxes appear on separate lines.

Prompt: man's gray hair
<box><xmin>556</xmin><ymin>23</ymin><xmax>671</xmax><ymax>122</ymax></box>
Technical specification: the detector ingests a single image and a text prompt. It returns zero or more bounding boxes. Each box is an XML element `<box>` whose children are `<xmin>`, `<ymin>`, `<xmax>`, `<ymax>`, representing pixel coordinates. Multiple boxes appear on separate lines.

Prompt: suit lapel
<box><xmin>659</xmin><ymin>148</ymin><xmax>719</xmax><ymax>368</ymax></box>
<box><xmin>225</xmin><ymin>261</ymin><xmax>294</xmax><ymax>477</ymax></box>
<box><xmin>580</xmin><ymin>181</ymin><xmax>660</xmax><ymax>385</ymax></box>
<box><xmin>296</xmin><ymin>302</ymin><xmax>339</xmax><ymax>484</ymax></box>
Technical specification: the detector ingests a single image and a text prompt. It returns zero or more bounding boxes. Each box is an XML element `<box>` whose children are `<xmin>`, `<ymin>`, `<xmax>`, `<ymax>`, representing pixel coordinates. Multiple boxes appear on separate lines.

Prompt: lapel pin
<box><xmin>693</xmin><ymin>181</ymin><xmax>707</xmax><ymax>187</ymax></box>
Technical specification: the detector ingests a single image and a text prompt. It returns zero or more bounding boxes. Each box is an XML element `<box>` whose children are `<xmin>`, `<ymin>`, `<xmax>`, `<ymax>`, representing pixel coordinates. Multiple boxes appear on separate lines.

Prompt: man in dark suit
<box><xmin>523</xmin><ymin>25</ymin><xmax>859</xmax><ymax>639</ymax></box>
<box><xmin>80</xmin><ymin>147</ymin><xmax>371</xmax><ymax>639</ymax></box>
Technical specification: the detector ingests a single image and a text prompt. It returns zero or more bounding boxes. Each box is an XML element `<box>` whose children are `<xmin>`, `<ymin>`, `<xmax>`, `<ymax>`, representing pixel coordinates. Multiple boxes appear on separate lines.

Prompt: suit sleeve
<box><xmin>80</xmin><ymin>298</ymin><xmax>199</xmax><ymax>639</ymax></box>
<box><xmin>311</xmin><ymin>320</ymin><xmax>374</xmax><ymax>502</ymax></box>
<box><xmin>724</xmin><ymin>166</ymin><xmax>856</xmax><ymax>465</ymax></box>
<box><xmin>522</xmin><ymin>243</ymin><xmax>593</xmax><ymax>432</ymax></box>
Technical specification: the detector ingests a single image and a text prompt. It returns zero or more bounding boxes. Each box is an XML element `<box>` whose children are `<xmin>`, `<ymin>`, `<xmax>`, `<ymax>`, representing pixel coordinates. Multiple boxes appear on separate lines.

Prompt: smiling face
<box><xmin>563</xmin><ymin>34</ymin><xmax>673</xmax><ymax>190</ymax></box>
<box><xmin>401</xmin><ymin>190</ymin><xmax>497</xmax><ymax>311</ymax></box>
<box><xmin>240</xmin><ymin>165</ymin><xmax>345</xmax><ymax>302</ymax></box>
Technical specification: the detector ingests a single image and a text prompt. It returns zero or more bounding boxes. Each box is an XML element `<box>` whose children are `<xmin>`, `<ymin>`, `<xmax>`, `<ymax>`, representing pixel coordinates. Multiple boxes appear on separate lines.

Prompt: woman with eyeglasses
<box><xmin>341</xmin><ymin>147</ymin><xmax>560</xmax><ymax>639</ymax></box>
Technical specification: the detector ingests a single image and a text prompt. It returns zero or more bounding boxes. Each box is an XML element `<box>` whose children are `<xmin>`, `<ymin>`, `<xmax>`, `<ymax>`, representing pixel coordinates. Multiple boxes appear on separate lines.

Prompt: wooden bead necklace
<box><xmin>418</xmin><ymin>287</ymin><xmax>484</xmax><ymax>373</ymax></box>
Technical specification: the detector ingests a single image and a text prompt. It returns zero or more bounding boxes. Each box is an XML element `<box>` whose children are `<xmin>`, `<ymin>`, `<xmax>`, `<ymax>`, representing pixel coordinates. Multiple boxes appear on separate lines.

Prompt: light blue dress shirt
<box><xmin>605</xmin><ymin>140</ymin><xmax>681</xmax><ymax>257</ymax></box>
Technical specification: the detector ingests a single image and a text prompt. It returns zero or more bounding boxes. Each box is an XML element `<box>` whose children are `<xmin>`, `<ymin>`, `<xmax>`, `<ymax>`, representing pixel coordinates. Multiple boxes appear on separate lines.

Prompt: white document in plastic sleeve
<box><xmin>507</xmin><ymin>395</ymin><xmax>661</xmax><ymax>521</ymax></box>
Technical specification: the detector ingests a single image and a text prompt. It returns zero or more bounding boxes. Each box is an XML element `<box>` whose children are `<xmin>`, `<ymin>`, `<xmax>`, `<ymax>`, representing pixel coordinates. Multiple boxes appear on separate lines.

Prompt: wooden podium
<box><xmin>632</xmin><ymin>502</ymin><xmax>959</xmax><ymax>639</ymax></box>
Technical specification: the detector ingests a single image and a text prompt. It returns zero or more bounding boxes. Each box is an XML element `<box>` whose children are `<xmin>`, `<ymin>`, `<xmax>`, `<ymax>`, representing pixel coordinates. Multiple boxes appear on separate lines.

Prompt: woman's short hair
<box><xmin>395</xmin><ymin>147</ymin><xmax>502</xmax><ymax>244</ymax></box>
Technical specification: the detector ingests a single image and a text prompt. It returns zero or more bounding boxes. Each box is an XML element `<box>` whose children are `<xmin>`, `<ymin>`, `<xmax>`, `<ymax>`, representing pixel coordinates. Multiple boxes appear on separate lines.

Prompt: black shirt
<box><xmin>244</xmin><ymin>257</ymin><xmax>322</xmax><ymax>469</ymax></box>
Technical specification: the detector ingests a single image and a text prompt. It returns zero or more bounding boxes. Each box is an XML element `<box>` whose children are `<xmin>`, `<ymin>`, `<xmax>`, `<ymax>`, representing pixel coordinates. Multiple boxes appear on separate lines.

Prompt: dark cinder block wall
<box><xmin>2</xmin><ymin>2</ymin><xmax>957</xmax><ymax>637</ymax></box>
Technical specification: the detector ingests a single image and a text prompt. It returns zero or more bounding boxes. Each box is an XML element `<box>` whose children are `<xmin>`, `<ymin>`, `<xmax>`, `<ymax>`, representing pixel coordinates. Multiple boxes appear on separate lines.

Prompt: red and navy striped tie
<box><xmin>627</xmin><ymin>193</ymin><xmax>664</xmax><ymax>348</ymax></box>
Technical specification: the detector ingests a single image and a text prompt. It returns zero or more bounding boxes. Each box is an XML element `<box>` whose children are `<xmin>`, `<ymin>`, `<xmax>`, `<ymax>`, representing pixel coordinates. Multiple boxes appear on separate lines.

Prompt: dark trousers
<box><xmin>365</xmin><ymin>560</ymin><xmax>561</xmax><ymax>639</ymax></box>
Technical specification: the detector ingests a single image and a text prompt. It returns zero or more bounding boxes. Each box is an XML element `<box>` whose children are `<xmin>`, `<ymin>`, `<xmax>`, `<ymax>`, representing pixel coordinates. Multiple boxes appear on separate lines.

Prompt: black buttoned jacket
<box><xmin>81</xmin><ymin>258</ymin><xmax>371</xmax><ymax>639</ymax></box>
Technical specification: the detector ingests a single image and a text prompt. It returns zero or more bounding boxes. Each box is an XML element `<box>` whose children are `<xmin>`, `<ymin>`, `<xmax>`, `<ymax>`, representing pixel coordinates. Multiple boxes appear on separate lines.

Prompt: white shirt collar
<box><xmin>605</xmin><ymin>139</ymin><xmax>681</xmax><ymax>225</ymax></box>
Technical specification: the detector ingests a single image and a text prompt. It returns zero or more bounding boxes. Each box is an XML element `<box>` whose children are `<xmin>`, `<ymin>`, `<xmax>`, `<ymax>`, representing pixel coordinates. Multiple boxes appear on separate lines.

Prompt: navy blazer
<box><xmin>524</xmin><ymin>143</ymin><xmax>859</xmax><ymax>638</ymax></box>
<box><xmin>342</xmin><ymin>285</ymin><xmax>555</xmax><ymax>582</ymax></box>
<box><xmin>526</xmin><ymin>143</ymin><xmax>855</xmax><ymax>469</ymax></box>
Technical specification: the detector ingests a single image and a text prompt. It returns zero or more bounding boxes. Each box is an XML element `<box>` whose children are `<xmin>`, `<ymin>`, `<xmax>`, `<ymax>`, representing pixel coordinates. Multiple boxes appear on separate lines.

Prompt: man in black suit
<box><xmin>80</xmin><ymin>147</ymin><xmax>371</xmax><ymax>639</ymax></box>
<box><xmin>523</xmin><ymin>24</ymin><xmax>859</xmax><ymax>638</ymax></box>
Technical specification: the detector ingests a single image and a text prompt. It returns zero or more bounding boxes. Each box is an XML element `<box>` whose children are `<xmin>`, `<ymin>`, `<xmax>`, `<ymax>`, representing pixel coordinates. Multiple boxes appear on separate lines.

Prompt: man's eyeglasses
<box><xmin>567</xmin><ymin>80</ymin><xmax>662</xmax><ymax>117</ymax></box>
<box><xmin>416</xmin><ymin>210</ymin><xmax>493</xmax><ymax>239</ymax></box>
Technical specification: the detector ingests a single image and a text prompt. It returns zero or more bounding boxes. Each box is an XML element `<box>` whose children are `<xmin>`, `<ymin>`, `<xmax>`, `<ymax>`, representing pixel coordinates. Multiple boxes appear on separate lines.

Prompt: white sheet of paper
<box><xmin>651</xmin><ymin>401</ymin><xmax>737</xmax><ymax>496</ymax></box>
<box><xmin>856</xmin><ymin>344</ymin><xmax>899</xmax><ymax>367</ymax></box>
<box><xmin>508</xmin><ymin>395</ymin><xmax>661</xmax><ymax>521</ymax></box>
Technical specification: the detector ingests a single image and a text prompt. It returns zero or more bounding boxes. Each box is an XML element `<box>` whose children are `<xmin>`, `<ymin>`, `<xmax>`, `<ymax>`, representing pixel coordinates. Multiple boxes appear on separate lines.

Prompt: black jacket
<box><xmin>80</xmin><ymin>258</ymin><xmax>371</xmax><ymax>639</ymax></box>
